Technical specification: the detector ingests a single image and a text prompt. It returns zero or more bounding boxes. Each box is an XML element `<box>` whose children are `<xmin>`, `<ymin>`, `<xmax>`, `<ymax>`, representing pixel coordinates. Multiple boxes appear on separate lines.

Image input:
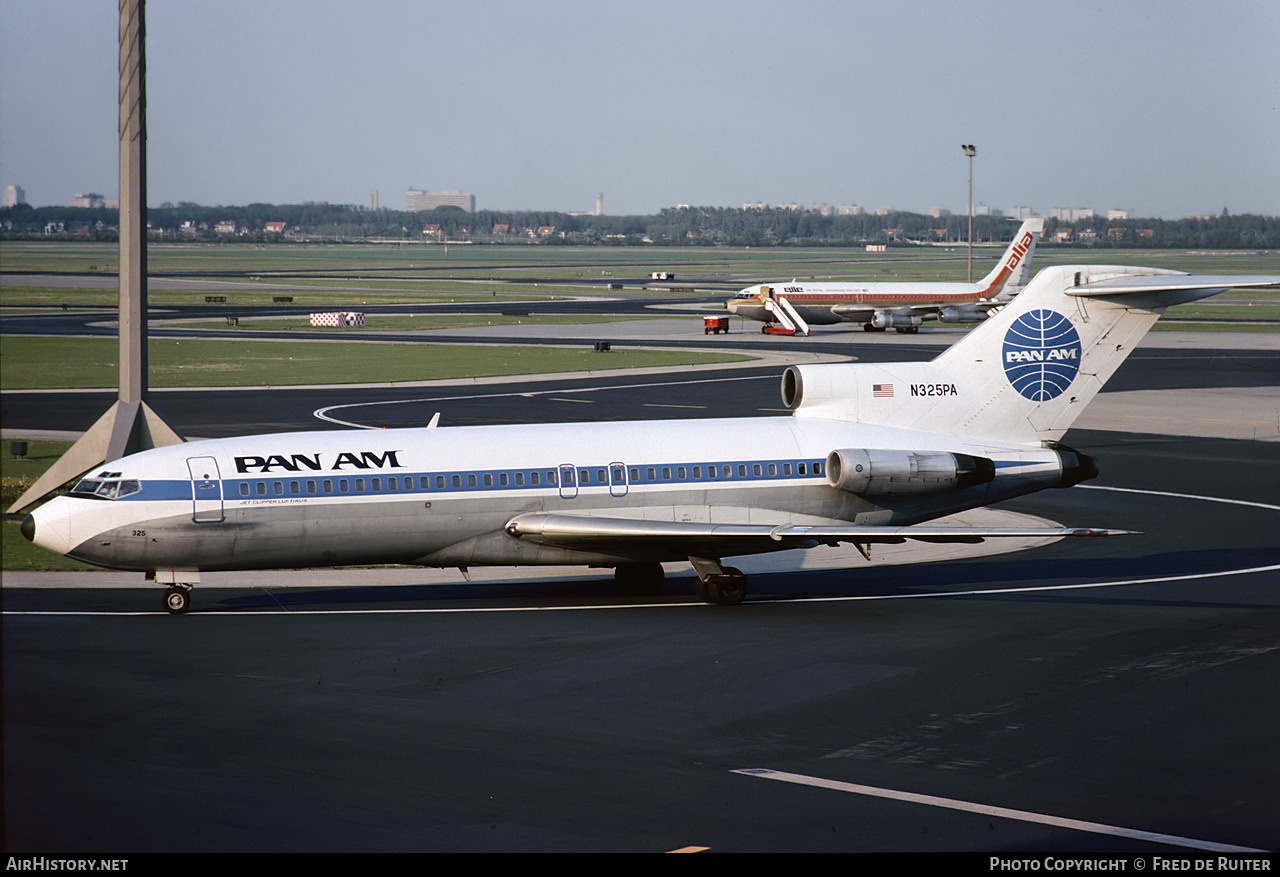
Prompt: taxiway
<box><xmin>3</xmin><ymin>301</ymin><xmax>1278</xmax><ymax>853</ymax></box>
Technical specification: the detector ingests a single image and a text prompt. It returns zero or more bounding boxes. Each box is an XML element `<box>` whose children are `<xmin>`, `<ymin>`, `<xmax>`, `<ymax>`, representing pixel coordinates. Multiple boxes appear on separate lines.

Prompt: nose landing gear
<box><xmin>149</xmin><ymin>571</ymin><xmax>199</xmax><ymax>614</ymax></box>
<box><xmin>163</xmin><ymin>585</ymin><xmax>192</xmax><ymax>614</ymax></box>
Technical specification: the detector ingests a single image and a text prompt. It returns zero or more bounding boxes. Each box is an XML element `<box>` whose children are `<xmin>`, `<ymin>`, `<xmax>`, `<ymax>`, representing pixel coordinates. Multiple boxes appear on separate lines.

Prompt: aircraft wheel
<box><xmin>615</xmin><ymin>562</ymin><xmax>664</xmax><ymax>596</ymax></box>
<box><xmin>163</xmin><ymin>586</ymin><xmax>191</xmax><ymax>614</ymax></box>
<box><xmin>699</xmin><ymin>568</ymin><xmax>747</xmax><ymax>606</ymax></box>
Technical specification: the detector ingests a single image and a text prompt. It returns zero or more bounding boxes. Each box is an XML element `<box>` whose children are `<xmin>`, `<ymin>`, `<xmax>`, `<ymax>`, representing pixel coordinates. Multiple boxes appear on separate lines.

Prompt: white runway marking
<box><xmin>312</xmin><ymin>374</ymin><xmax>772</xmax><ymax>428</ymax></box>
<box><xmin>7</xmin><ymin>563</ymin><xmax>1279</xmax><ymax>618</ymax></box>
<box><xmin>766</xmin><ymin>562</ymin><xmax>1280</xmax><ymax>605</ymax></box>
<box><xmin>1080</xmin><ymin>483</ymin><xmax>1280</xmax><ymax>512</ymax></box>
<box><xmin>732</xmin><ymin>769</ymin><xmax>1267</xmax><ymax>853</ymax></box>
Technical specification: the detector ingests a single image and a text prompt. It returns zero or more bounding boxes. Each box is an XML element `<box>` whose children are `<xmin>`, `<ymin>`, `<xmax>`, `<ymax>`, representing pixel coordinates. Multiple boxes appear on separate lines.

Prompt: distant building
<box><xmin>927</xmin><ymin>207</ymin><xmax>951</xmax><ymax>218</ymax></box>
<box><xmin>1106</xmin><ymin>208</ymin><xmax>1131</xmax><ymax>220</ymax></box>
<box><xmin>406</xmin><ymin>188</ymin><xmax>475</xmax><ymax>212</ymax></box>
<box><xmin>1008</xmin><ymin>205</ymin><xmax>1036</xmax><ymax>220</ymax></box>
<box><xmin>974</xmin><ymin>203</ymin><xmax>1002</xmax><ymax>216</ymax></box>
<box><xmin>836</xmin><ymin>205</ymin><xmax>864</xmax><ymax>216</ymax></box>
<box><xmin>3</xmin><ymin>185</ymin><xmax>26</xmax><ymax>207</ymax></box>
<box><xmin>1050</xmin><ymin>207</ymin><xmax>1095</xmax><ymax>222</ymax></box>
<box><xmin>264</xmin><ymin>221</ymin><xmax>287</xmax><ymax>234</ymax></box>
<box><xmin>69</xmin><ymin>193</ymin><xmax>115</xmax><ymax>208</ymax></box>
<box><xmin>214</xmin><ymin>220</ymin><xmax>237</xmax><ymax>235</ymax></box>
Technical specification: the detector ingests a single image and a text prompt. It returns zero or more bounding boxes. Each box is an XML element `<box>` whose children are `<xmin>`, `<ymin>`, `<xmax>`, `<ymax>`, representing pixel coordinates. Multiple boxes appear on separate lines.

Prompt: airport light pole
<box><xmin>7</xmin><ymin>0</ymin><xmax>184</xmax><ymax>515</ymax></box>
<box><xmin>962</xmin><ymin>144</ymin><xmax>976</xmax><ymax>282</ymax></box>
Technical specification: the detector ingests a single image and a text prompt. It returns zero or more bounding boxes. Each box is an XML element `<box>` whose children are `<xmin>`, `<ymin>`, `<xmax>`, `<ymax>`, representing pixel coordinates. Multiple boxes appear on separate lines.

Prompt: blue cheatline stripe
<box><xmin>111</xmin><ymin>456</ymin><xmax>836</xmax><ymax>503</ymax></box>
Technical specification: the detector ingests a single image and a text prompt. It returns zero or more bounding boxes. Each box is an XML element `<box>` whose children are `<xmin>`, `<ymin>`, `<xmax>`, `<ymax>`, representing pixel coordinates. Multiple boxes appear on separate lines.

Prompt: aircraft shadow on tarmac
<box><xmin>193</xmin><ymin>544</ymin><xmax>1280</xmax><ymax>612</ymax></box>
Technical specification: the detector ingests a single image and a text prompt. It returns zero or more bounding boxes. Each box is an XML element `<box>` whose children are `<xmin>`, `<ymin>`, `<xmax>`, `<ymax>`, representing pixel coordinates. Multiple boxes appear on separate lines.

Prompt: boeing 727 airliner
<box><xmin>726</xmin><ymin>218</ymin><xmax>1044</xmax><ymax>335</ymax></box>
<box><xmin>20</xmin><ymin>263</ymin><xmax>1279</xmax><ymax>611</ymax></box>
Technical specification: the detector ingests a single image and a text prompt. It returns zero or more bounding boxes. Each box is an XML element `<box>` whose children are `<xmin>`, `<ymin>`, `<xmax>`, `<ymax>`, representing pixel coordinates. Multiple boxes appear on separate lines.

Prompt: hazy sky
<box><xmin>2</xmin><ymin>0</ymin><xmax>1278</xmax><ymax>217</ymax></box>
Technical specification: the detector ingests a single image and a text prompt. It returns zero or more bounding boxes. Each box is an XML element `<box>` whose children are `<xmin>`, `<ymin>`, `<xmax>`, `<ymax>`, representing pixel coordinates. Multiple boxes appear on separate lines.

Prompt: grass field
<box><xmin>0</xmin><ymin>335</ymin><xmax>750</xmax><ymax>390</ymax></box>
<box><xmin>0</xmin><ymin>283</ymin><xmax>576</xmax><ymax>308</ymax></box>
<box><xmin>4</xmin><ymin>240</ymin><xmax>1276</xmax><ymax>283</ymax></box>
<box><xmin>2</xmin><ymin>439</ymin><xmax>99</xmax><ymax>570</ymax></box>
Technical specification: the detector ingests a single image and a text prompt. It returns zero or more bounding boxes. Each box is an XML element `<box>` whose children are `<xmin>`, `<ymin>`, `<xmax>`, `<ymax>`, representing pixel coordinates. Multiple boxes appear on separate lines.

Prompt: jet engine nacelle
<box><xmin>825</xmin><ymin>448</ymin><xmax>995</xmax><ymax>495</ymax></box>
<box><xmin>937</xmin><ymin>305</ymin><xmax>988</xmax><ymax>324</ymax></box>
<box><xmin>870</xmin><ymin>312</ymin><xmax>923</xmax><ymax>330</ymax></box>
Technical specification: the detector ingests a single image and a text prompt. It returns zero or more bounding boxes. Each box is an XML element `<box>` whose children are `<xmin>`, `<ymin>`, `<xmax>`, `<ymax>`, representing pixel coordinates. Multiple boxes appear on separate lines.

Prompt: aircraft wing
<box><xmin>829</xmin><ymin>305</ymin><xmax>878</xmax><ymax>322</ymax></box>
<box><xmin>504</xmin><ymin>512</ymin><xmax>1129</xmax><ymax>557</ymax></box>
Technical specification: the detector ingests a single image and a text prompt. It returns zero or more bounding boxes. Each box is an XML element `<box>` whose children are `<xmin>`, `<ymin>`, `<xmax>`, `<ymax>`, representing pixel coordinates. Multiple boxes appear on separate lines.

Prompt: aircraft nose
<box><xmin>24</xmin><ymin>498</ymin><xmax>76</xmax><ymax>556</ymax></box>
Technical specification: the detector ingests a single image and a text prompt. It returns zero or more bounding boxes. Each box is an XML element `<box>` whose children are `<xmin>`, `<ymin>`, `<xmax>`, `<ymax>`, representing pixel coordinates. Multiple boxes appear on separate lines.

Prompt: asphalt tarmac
<box><xmin>3</xmin><ymin>301</ymin><xmax>1278</xmax><ymax>853</ymax></box>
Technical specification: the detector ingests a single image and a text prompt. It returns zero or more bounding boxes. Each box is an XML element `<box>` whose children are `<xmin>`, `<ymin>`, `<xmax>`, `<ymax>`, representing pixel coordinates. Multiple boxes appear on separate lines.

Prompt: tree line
<box><xmin>3</xmin><ymin>201</ymin><xmax>1278</xmax><ymax>249</ymax></box>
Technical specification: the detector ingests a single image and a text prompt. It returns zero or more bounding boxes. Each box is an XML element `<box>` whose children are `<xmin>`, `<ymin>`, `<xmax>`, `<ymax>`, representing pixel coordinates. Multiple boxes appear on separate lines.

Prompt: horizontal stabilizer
<box><xmin>1070</xmin><ymin>274</ymin><xmax>1280</xmax><ymax>297</ymax></box>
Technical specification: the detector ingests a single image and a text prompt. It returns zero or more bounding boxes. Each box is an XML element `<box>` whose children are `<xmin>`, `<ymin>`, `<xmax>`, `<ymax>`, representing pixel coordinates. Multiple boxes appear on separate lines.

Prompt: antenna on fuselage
<box><xmin>7</xmin><ymin>0</ymin><xmax>184</xmax><ymax>514</ymax></box>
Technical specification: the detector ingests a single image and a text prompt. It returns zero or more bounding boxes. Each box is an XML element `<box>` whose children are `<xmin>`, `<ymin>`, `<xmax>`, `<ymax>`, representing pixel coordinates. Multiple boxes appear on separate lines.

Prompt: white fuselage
<box><xmin>726</xmin><ymin>281</ymin><xmax>997</xmax><ymax>324</ymax></box>
<box><xmin>29</xmin><ymin>414</ymin><xmax>1067</xmax><ymax>575</ymax></box>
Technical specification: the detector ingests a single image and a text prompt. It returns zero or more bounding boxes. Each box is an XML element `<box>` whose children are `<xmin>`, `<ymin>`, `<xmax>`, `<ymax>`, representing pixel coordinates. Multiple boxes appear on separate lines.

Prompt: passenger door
<box><xmin>186</xmin><ymin>456</ymin><xmax>224</xmax><ymax>523</ymax></box>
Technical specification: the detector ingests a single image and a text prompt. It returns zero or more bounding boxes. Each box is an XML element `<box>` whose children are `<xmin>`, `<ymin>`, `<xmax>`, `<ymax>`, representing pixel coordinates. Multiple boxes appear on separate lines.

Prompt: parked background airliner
<box><xmin>726</xmin><ymin>217</ymin><xmax>1044</xmax><ymax>335</ymax></box>
<box><xmin>21</xmin><ymin>262</ymin><xmax>1278</xmax><ymax>612</ymax></box>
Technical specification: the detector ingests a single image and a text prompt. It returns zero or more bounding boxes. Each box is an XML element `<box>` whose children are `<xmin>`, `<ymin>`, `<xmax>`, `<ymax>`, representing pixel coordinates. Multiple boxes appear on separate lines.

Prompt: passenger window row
<box><xmin>232</xmin><ymin>460</ymin><xmax>825</xmax><ymax>498</ymax></box>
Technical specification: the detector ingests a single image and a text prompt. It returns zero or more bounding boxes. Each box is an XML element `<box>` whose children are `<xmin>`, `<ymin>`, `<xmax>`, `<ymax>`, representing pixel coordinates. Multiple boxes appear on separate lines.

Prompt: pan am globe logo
<box><xmin>1002</xmin><ymin>309</ymin><xmax>1082</xmax><ymax>401</ymax></box>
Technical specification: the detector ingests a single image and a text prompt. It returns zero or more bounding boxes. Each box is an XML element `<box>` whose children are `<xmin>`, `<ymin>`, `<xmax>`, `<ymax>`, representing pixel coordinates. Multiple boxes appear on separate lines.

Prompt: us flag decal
<box><xmin>873</xmin><ymin>383</ymin><xmax>894</xmax><ymax>398</ymax></box>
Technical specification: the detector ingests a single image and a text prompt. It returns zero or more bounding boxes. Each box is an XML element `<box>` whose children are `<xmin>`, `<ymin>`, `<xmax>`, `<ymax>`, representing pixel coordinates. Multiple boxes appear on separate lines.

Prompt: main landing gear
<box><xmin>689</xmin><ymin>556</ymin><xmax>748</xmax><ymax>606</ymax></box>
<box><xmin>613</xmin><ymin>558</ymin><xmax>749</xmax><ymax>605</ymax></box>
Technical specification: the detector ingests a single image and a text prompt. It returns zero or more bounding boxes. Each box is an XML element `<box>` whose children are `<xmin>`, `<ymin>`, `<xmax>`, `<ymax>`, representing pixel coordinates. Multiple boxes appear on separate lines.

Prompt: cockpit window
<box><xmin>70</xmin><ymin>478</ymin><xmax>103</xmax><ymax>497</ymax></box>
<box><xmin>70</xmin><ymin>476</ymin><xmax>142</xmax><ymax>500</ymax></box>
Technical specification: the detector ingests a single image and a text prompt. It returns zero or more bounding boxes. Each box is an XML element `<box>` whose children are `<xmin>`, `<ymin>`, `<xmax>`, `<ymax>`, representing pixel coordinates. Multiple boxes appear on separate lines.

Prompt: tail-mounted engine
<box><xmin>1051</xmin><ymin>444</ymin><xmax>1099</xmax><ymax>487</ymax></box>
<box><xmin>826</xmin><ymin>448</ymin><xmax>995</xmax><ymax>496</ymax></box>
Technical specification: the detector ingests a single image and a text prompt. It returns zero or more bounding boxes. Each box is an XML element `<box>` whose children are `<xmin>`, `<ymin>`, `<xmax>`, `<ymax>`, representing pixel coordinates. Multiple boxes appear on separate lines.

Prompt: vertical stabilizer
<box><xmin>784</xmin><ymin>265</ymin><xmax>1279</xmax><ymax>444</ymax></box>
<box><xmin>976</xmin><ymin>217</ymin><xmax>1044</xmax><ymax>297</ymax></box>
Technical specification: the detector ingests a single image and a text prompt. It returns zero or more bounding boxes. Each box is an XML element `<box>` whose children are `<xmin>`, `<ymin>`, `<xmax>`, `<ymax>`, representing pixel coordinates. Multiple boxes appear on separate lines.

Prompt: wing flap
<box><xmin>828</xmin><ymin>305</ymin><xmax>877</xmax><ymax>321</ymax></box>
<box><xmin>504</xmin><ymin>512</ymin><xmax>1130</xmax><ymax>556</ymax></box>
